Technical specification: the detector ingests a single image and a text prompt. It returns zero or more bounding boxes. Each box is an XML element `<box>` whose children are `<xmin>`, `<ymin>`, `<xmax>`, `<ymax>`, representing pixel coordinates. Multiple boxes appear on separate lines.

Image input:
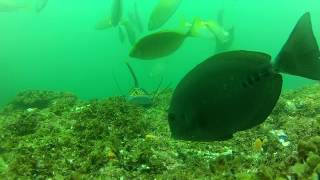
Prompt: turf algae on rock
<box><xmin>0</xmin><ymin>84</ymin><xmax>319</xmax><ymax>178</ymax></box>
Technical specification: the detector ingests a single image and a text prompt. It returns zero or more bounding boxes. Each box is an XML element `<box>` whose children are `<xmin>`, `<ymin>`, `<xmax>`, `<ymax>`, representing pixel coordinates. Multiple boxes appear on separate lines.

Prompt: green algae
<box><xmin>0</xmin><ymin>84</ymin><xmax>320</xmax><ymax>179</ymax></box>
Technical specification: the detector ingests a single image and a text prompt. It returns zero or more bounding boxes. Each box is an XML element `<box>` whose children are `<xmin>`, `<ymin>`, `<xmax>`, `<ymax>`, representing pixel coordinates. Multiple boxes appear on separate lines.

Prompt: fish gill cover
<box><xmin>0</xmin><ymin>0</ymin><xmax>320</xmax><ymax>179</ymax></box>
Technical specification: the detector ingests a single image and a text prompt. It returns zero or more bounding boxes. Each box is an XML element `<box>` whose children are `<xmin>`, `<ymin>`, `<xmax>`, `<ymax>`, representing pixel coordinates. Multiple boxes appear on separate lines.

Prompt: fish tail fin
<box><xmin>187</xmin><ymin>17</ymin><xmax>202</xmax><ymax>37</ymax></box>
<box><xmin>274</xmin><ymin>12</ymin><xmax>320</xmax><ymax>80</ymax></box>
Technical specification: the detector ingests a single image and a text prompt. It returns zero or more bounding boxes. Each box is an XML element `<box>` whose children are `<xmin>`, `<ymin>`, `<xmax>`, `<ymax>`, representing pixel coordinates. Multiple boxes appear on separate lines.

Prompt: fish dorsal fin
<box><xmin>215</xmin><ymin>50</ymin><xmax>271</xmax><ymax>64</ymax></box>
<box><xmin>274</xmin><ymin>12</ymin><xmax>320</xmax><ymax>80</ymax></box>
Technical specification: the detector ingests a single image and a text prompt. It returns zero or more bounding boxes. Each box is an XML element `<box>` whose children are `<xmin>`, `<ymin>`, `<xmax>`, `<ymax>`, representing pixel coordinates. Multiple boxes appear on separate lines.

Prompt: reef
<box><xmin>0</xmin><ymin>84</ymin><xmax>320</xmax><ymax>179</ymax></box>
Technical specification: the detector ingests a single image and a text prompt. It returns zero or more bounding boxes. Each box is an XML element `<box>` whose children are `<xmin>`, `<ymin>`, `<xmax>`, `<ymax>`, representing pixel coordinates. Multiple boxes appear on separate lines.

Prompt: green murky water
<box><xmin>1</xmin><ymin>0</ymin><xmax>319</xmax><ymax>106</ymax></box>
<box><xmin>1</xmin><ymin>0</ymin><xmax>320</xmax><ymax>179</ymax></box>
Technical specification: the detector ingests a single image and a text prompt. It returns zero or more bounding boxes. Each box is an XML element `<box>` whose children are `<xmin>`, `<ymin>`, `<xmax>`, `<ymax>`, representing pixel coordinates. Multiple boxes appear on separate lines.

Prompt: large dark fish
<box><xmin>111</xmin><ymin>0</ymin><xmax>122</xmax><ymax>26</ymax></box>
<box><xmin>148</xmin><ymin>0</ymin><xmax>182</xmax><ymax>31</ymax></box>
<box><xmin>168</xmin><ymin>13</ymin><xmax>320</xmax><ymax>141</ymax></box>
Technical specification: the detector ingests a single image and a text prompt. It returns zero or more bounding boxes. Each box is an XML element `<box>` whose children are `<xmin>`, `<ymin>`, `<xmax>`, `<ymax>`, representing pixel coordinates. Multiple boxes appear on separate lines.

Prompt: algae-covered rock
<box><xmin>2</xmin><ymin>90</ymin><xmax>77</xmax><ymax>112</ymax></box>
<box><xmin>7</xmin><ymin>111</ymin><xmax>41</xmax><ymax>136</ymax></box>
<box><xmin>0</xmin><ymin>84</ymin><xmax>319</xmax><ymax>179</ymax></box>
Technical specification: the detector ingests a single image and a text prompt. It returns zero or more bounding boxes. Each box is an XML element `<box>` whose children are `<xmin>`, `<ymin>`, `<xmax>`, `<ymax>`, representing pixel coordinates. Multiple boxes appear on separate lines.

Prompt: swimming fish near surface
<box><xmin>130</xmin><ymin>19</ymin><xmax>200</xmax><ymax>60</ymax></box>
<box><xmin>132</xmin><ymin>2</ymin><xmax>144</xmax><ymax>33</ymax></box>
<box><xmin>35</xmin><ymin>0</ymin><xmax>48</xmax><ymax>13</ymax></box>
<box><xmin>179</xmin><ymin>15</ymin><xmax>233</xmax><ymax>53</ymax></box>
<box><xmin>95</xmin><ymin>16</ymin><xmax>112</xmax><ymax>30</ymax></box>
<box><xmin>111</xmin><ymin>0</ymin><xmax>123</xmax><ymax>27</ymax></box>
<box><xmin>210</xmin><ymin>9</ymin><xmax>234</xmax><ymax>53</ymax></box>
<box><xmin>95</xmin><ymin>0</ymin><xmax>122</xmax><ymax>30</ymax></box>
<box><xmin>168</xmin><ymin>12</ymin><xmax>320</xmax><ymax>141</ymax></box>
<box><xmin>214</xmin><ymin>27</ymin><xmax>234</xmax><ymax>53</ymax></box>
<box><xmin>122</xmin><ymin>20</ymin><xmax>137</xmax><ymax>46</ymax></box>
<box><xmin>118</xmin><ymin>26</ymin><xmax>126</xmax><ymax>44</ymax></box>
<box><xmin>0</xmin><ymin>0</ymin><xmax>48</xmax><ymax>13</ymax></box>
<box><xmin>148</xmin><ymin>0</ymin><xmax>182</xmax><ymax>31</ymax></box>
<box><xmin>0</xmin><ymin>0</ymin><xmax>32</xmax><ymax>12</ymax></box>
<box><xmin>203</xmin><ymin>20</ymin><xmax>234</xmax><ymax>53</ymax></box>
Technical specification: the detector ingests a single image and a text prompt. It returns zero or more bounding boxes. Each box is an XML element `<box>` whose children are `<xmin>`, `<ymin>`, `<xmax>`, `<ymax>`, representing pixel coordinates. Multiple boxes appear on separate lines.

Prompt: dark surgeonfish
<box><xmin>111</xmin><ymin>0</ymin><xmax>123</xmax><ymax>26</ymax></box>
<box><xmin>148</xmin><ymin>0</ymin><xmax>182</xmax><ymax>31</ymax></box>
<box><xmin>168</xmin><ymin>13</ymin><xmax>320</xmax><ymax>141</ymax></box>
<box><xmin>130</xmin><ymin>19</ymin><xmax>200</xmax><ymax>60</ymax></box>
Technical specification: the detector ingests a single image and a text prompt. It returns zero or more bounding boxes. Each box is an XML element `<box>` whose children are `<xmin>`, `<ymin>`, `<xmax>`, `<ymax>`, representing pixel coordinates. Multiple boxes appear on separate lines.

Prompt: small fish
<box><xmin>125</xmin><ymin>62</ymin><xmax>154</xmax><ymax>108</ymax></box>
<box><xmin>214</xmin><ymin>27</ymin><xmax>234</xmax><ymax>53</ymax></box>
<box><xmin>217</xmin><ymin>9</ymin><xmax>225</xmax><ymax>27</ymax></box>
<box><xmin>118</xmin><ymin>26</ymin><xmax>126</xmax><ymax>43</ymax></box>
<box><xmin>179</xmin><ymin>17</ymin><xmax>233</xmax><ymax>53</ymax></box>
<box><xmin>148</xmin><ymin>0</ymin><xmax>182</xmax><ymax>31</ymax></box>
<box><xmin>0</xmin><ymin>0</ymin><xmax>31</xmax><ymax>12</ymax></box>
<box><xmin>122</xmin><ymin>20</ymin><xmax>137</xmax><ymax>46</ymax></box>
<box><xmin>203</xmin><ymin>20</ymin><xmax>234</xmax><ymax>53</ymax></box>
<box><xmin>111</xmin><ymin>0</ymin><xmax>123</xmax><ymax>27</ymax></box>
<box><xmin>35</xmin><ymin>0</ymin><xmax>48</xmax><ymax>13</ymax></box>
<box><xmin>128</xmin><ymin>2</ymin><xmax>144</xmax><ymax>33</ymax></box>
<box><xmin>168</xmin><ymin>13</ymin><xmax>320</xmax><ymax>141</ymax></box>
<box><xmin>95</xmin><ymin>16</ymin><xmax>112</xmax><ymax>30</ymax></box>
<box><xmin>211</xmin><ymin>9</ymin><xmax>234</xmax><ymax>53</ymax></box>
<box><xmin>132</xmin><ymin>2</ymin><xmax>144</xmax><ymax>33</ymax></box>
<box><xmin>130</xmin><ymin>19</ymin><xmax>199</xmax><ymax>60</ymax></box>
